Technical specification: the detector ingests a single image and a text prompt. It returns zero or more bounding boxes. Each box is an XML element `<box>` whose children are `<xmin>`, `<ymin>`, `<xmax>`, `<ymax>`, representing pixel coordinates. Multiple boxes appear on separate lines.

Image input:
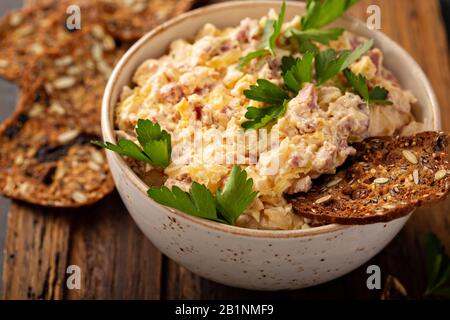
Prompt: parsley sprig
<box><xmin>314</xmin><ymin>39</ymin><xmax>373</xmax><ymax>84</ymax></box>
<box><xmin>287</xmin><ymin>27</ymin><xmax>344</xmax><ymax>54</ymax></box>
<box><xmin>282</xmin><ymin>52</ymin><xmax>314</xmax><ymax>93</ymax></box>
<box><xmin>242</xmin><ymin>79</ymin><xmax>289</xmax><ymax>129</ymax></box>
<box><xmin>148</xmin><ymin>165</ymin><xmax>258</xmax><ymax>225</ymax></box>
<box><xmin>242</xmin><ymin>39</ymin><xmax>374</xmax><ymax>129</ymax></box>
<box><xmin>301</xmin><ymin>0</ymin><xmax>359</xmax><ymax>30</ymax></box>
<box><xmin>288</xmin><ymin>0</ymin><xmax>360</xmax><ymax>53</ymax></box>
<box><xmin>343</xmin><ymin>68</ymin><xmax>392</xmax><ymax>105</ymax></box>
<box><xmin>92</xmin><ymin>119</ymin><xmax>172</xmax><ymax>168</ymax></box>
<box><xmin>424</xmin><ymin>233</ymin><xmax>450</xmax><ymax>298</ymax></box>
<box><xmin>238</xmin><ymin>1</ymin><xmax>286</xmax><ymax>68</ymax></box>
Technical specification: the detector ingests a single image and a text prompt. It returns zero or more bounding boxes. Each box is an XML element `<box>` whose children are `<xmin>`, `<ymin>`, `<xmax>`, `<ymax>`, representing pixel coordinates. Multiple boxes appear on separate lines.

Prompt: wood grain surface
<box><xmin>1</xmin><ymin>0</ymin><xmax>449</xmax><ymax>300</ymax></box>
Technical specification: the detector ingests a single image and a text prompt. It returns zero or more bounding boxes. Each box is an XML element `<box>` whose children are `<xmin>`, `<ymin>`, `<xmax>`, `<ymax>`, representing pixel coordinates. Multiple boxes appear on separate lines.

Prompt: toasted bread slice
<box><xmin>287</xmin><ymin>132</ymin><xmax>450</xmax><ymax>224</ymax></box>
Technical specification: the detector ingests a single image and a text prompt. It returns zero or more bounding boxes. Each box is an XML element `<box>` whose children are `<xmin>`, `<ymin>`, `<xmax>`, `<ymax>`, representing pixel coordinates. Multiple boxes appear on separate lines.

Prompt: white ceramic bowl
<box><xmin>101</xmin><ymin>1</ymin><xmax>441</xmax><ymax>290</ymax></box>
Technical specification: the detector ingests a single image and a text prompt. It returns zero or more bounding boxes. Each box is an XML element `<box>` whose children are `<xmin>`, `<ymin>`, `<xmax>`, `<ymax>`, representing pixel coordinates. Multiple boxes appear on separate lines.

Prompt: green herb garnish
<box><xmin>288</xmin><ymin>0</ymin><xmax>360</xmax><ymax>53</ymax></box>
<box><xmin>282</xmin><ymin>51</ymin><xmax>314</xmax><ymax>93</ymax></box>
<box><xmin>424</xmin><ymin>232</ymin><xmax>450</xmax><ymax>298</ymax></box>
<box><xmin>148</xmin><ymin>165</ymin><xmax>258</xmax><ymax>225</ymax></box>
<box><xmin>241</xmin><ymin>101</ymin><xmax>289</xmax><ymax>130</ymax></box>
<box><xmin>315</xmin><ymin>39</ymin><xmax>373</xmax><ymax>84</ymax></box>
<box><xmin>343</xmin><ymin>68</ymin><xmax>392</xmax><ymax>105</ymax></box>
<box><xmin>92</xmin><ymin>119</ymin><xmax>171</xmax><ymax>168</ymax></box>
<box><xmin>215</xmin><ymin>165</ymin><xmax>259</xmax><ymax>225</ymax></box>
<box><xmin>243</xmin><ymin>79</ymin><xmax>289</xmax><ymax>105</ymax></box>
<box><xmin>241</xmin><ymin>79</ymin><xmax>289</xmax><ymax>129</ymax></box>
<box><xmin>239</xmin><ymin>1</ymin><xmax>286</xmax><ymax>68</ymax></box>
<box><xmin>287</xmin><ymin>28</ymin><xmax>344</xmax><ymax>53</ymax></box>
<box><xmin>301</xmin><ymin>0</ymin><xmax>359</xmax><ymax>30</ymax></box>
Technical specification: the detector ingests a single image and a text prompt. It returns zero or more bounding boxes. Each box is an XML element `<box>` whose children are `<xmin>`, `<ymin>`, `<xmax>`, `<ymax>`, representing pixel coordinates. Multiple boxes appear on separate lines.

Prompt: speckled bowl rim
<box><xmin>102</xmin><ymin>1</ymin><xmax>441</xmax><ymax>239</ymax></box>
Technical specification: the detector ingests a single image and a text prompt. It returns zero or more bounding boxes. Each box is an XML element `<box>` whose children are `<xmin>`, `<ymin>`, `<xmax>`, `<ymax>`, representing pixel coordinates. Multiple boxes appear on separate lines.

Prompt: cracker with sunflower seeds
<box><xmin>96</xmin><ymin>0</ymin><xmax>196</xmax><ymax>41</ymax></box>
<box><xmin>0</xmin><ymin>80</ymin><xmax>114</xmax><ymax>207</ymax></box>
<box><xmin>0</xmin><ymin>1</ymin><xmax>103</xmax><ymax>82</ymax></box>
<box><xmin>288</xmin><ymin>132</ymin><xmax>450</xmax><ymax>224</ymax></box>
<box><xmin>21</xmin><ymin>23</ymin><xmax>128</xmax><ymax>135</ymax></box>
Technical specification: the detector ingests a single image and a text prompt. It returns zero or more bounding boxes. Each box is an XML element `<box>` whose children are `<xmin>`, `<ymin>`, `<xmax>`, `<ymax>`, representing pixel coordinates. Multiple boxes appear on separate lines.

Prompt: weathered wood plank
<box><xmin>64</xmin><ymin>193</ymin><xmax>163</xmax><ymax>300</ymax></box>
<box><xmin>2</xmin><ymin>202</ymin><xmax>70</xmax><ymax>299</ymax></box>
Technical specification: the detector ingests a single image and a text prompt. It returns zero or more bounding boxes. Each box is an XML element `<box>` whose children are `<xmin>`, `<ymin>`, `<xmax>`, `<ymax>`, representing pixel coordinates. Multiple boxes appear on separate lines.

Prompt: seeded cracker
<box><xmin>0</xmin><ymin>23</ymin><xmax>127</xmax><ymax>207</ymax></box>
<box><xmin>22</xmin><ymin>24</ymin><xmax>127</xmax><ymax>136</ymax></box>
<box><xmin>0</xmin><ymin>1</ymin><xmax>102</xmax><ymax>82</ymax></box>
<box><xmin>287</xmin><ymin>132</ymin><xmax>450</xmax><ymax>224</ymax></box>
<box><xmin>0</xmin><ymin>80</ymin><xmax>114</xmax><ymax>207</ymax></box>
<box><xmin>24</xmin><ymin>0</ymin><xmax>196</xmax><ymax>41</ymax></box>
<box><xmin>96</xmin><ymin>0</ymin><xmax>196</xmax><ymax>41</ymax></box>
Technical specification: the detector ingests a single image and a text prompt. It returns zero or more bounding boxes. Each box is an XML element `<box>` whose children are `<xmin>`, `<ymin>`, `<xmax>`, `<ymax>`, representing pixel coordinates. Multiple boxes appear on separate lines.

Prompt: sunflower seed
<box><xmin>19</xmin><ymin>182</ymin><xmax>31</xmax><ymax>195</ymax></box>
<box><xmin>88</xmin><ymin>161</ymin><xmax>101</xmax><ymax>171</ymax></box>
<box><xmin>0</xmin><ymin>59</ymin><xmax>9</xmax><ymax>68</ymax></box>
<box><xmin>434</xmin><ymin>169</ymin><xmax>447</xmax><ymax>181</ymax></box>
<box><xmin>72</xmin><ymin>191</ymin><xmax>87</xmax><ymax>203</ymax></box>
<box><xmin>413</xmin><ymin>169</ymin><xmax>419</xmax><ymax>185</ymax></box>
<box><xmin>326</xmin><ymin>177</ymin><xmax>342</xmax><ymax>188</ymax></box>
<box><xmin>9</xmin><ymin>13</ymin><xmax>23</xmax><ymax>27</ymax></box>
<box><xmin>67</xmin><ymin>65</ymin><xmax>82</xmax><ymax>76</ymax></box>
<box><xmin>54</xmin><ymin>56</ymin><xmax>73</xmax><ymax>67</ymax></box>
<box><xmin>49</xmin><ymin>102</ymin><xmax>65</xmax><ymax>115</ymax></box>
<box><xmin>402</xmin><ymin>150</ymin><xmax>418</xmax><ymax>164</ymax></box>
<box><xmin>91</xmin><ymin>150</ymin><xmax>104</xmax><ymax>164</ymax></box>
<box><xmin>53</xmin><ymin>76</ymin><xmax>76</xmax><ymax>89</ymax></box>
<box><xmin>92</xmin><ymin>43</ymin><xmax>103</xmax><ymax>61</ymax></box>
<box><xmin>91</xmin><ymin>24</ymin><xmax>105</xmax><ymax>39</ymax></box>
<box><xmin>315</xmin><ymin>195</ymin><xmax>331</xmax><ymax>204</ymax></box>
<box><xmin>103</xmin><ymin>35</ymin><xmax>116</xmax><ymax>51</ymax></box>
<box><xmin>29</xmin><ymin>103</ymin><xmax>44</xmax><ymax>117</ymax></box>
<box><xmin>374</xmin><ymin>177</ymin><xmax>389</xmax><ymax>184</ymax></box>
<box><xmin>97</xmin><ymin>60</ymin><xmax>112</xmax><ymax>77</ymax></box>
<box><xmin>57</xmin><ymin>130</ymin><xmax>79</xmax><ymax>144</ymax></box>
<box><xmin>29</xmin><ymin>43</ymin><xmax>44</xmax><ymax>55</ymax></box>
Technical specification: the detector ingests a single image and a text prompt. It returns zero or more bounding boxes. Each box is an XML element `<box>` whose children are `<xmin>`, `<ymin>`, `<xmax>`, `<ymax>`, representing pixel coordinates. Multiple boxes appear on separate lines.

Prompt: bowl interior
<box><xmin>102</xmin><ymin>0</ymin><xmax>441</xmax><ymax>236</ymax></box>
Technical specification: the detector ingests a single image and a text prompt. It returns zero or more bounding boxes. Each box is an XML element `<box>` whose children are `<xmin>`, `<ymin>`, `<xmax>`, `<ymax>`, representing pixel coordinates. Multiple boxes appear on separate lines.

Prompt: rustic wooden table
<box><xmin>1</xmin><ymin>0</ymin><xmax>449</xmax><ymax>300</ymax></box>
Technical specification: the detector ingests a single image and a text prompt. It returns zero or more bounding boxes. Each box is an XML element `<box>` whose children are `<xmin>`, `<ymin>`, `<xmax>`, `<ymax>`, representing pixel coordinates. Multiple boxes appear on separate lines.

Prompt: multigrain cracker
<box><xmin>0</xmin><ymin>3</ymin><xmax>61</xmax><ymax>81</ymax></box>
<box><xmin>0</xmin><ymin>82</ymin><xmax>114</xmax><ymax>207</ymax></box>
<box><xmin>0</xmin><ymin>1</ymin><xmax>103</xmax><ymax>82</ymax></box>
<box><xmin>22</xmin><ymin>24</ymin><xmax>128</xmax><ymax>136</ymax></box>
<box><xmin>24</xmin><ymin>0</ymin><xmax>196</xmax><ymax>41</ymax></box>
<box><xmin>97</xmin><ymin>0</ymin><xmax>196</xmax><ymax>41</ymax></box>
<box><xmin>287</xmin><ymin>132</ymin><xmax>450</xmax><ymax>224</ymax></box>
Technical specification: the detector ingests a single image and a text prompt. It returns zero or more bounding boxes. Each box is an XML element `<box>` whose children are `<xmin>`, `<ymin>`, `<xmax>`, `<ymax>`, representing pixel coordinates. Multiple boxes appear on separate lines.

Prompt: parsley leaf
<box><xmin>242</xmin><ymin>79</ymin><xmax>290</xmax><ymax>129</ymax></box>
<box><xmin>282</xmin><ymin>51</ymin><xmax>314</xmax><ymax>93</ymax></box>
<box><xmin>241</xmin><ymin>100</ymin><xmax>289</xmax><ymax>130</ymax></box>
<box><xmin>343</xmin><ymin>68</ymin><xmax>369</xmax><ymax>100</ymax></box>
<box><xmin>147</xmin><ymin>165</ymin><xmax>257</xmax><ymax>225</ymax></box>
<box><xmin>92</xmin><ymin>139</ymin><xmax>152</xmax><ymax>164</ymax></box>
<box><xmin>301</xmin><ymin>0</ymin><xmax>360</xmax><ymax>30</ymax></box>
<box><xmin>288</xmin><ymin>27</ymin><xmax>344</xmax><ymax>53</ymax></box>
<box><xmin>424</xmin><ymin>232</ymin><xmax>450</xmax><ymax>298</ymax></box>
<box><xmin>92</xmin><ymin>119</ymin><xmax>172</xmax><ymax>168</ymax></box>
<box><xmin>343</xmin><ymin>68</ymin><xmax>392</xmax><ymax>105</ymax></box>
<box><xmin>243</xmin><ymin>79</ymin><xmax>290</xmax><ymax>105</ymax></box>
<box><xmin>147</xmin><ymin>183</ymin><xmax>225</xmax><ymax>223</ymax></box>
<box><xmin>368</xmin><ymin>86</ymin><xmax>392</xmax><ymax>105</ymax></box>
<box><xmin>239</xmin><ymin>1</ymin><xmax>286</xmax><ymax>68</ymax></box>
<box><xmin>315</xmin><ymin>39</ymin><xmax>373</xmax><ymax>84</ymax></box>
<box><xmin>216</xmin><ymin>165</ymin><xmax>259</xmax><ymax>225</ymax></box>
